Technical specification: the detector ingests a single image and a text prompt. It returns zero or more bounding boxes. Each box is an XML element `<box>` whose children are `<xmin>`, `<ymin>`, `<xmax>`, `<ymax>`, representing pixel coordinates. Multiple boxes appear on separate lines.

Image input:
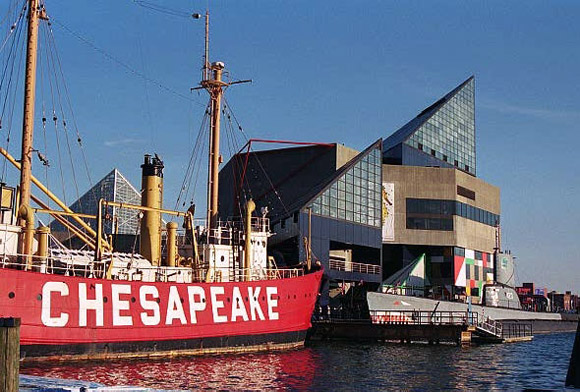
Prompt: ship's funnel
<box><xmin>140</xmin><ymin>154</ymin><xmax>164</xmax><ymax>266</ymax></box>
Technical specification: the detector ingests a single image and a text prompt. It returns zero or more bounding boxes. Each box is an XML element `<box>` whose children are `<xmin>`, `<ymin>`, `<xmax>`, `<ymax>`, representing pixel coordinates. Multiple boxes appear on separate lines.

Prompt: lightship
<box><xmin>0</xmin><ymin>1</ymin><xmax>322</xmax><ymax>362</ymax></box>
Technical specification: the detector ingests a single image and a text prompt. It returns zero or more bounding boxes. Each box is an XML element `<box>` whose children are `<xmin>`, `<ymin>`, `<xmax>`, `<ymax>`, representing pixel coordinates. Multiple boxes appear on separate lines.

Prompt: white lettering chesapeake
<box><xmin>41</xmin><ymin>282</ymin><xmax>69</xmax><ymax>327</ymax></box>
<box><xmin>140</xmin><ymin>286</ymin><xmax>160</xmax><ymax>326</ymax></box>
<box><xmin>248</xmin><ymin>287</ymin><xmax>265</xmax><ymax>321</ymax></box>
<box><xmin>165</xmin><ymin>286</ymin><xmax>187</xmax><ymax>325</ymax></box>
<box><xmin>231</xmin><ymin>286</ymin><xmax>249</xmax><ymax>322</ymax></box>
<box><xmin>266</xmin><ymin>287</ymin><xmax>279</xmax><ymax>320</ymax></box>
<box><xmin>79</xmin><ymin>283</ymin><xmax>104</xmax><ymax>327</ymax></box>
<box><xmin>111</xmin><ymin>284</ymin><xmax>133</xmax><ymax>326</ymax></box>
<box><xmin>210</xmin><ymin>286</ymin><xmax>227</xmax><ymax>323</ymax></box>
<box><xmin>187</xmin><ymin>286</ymin><xmax>206</xmax><ymax>324</ymax></box>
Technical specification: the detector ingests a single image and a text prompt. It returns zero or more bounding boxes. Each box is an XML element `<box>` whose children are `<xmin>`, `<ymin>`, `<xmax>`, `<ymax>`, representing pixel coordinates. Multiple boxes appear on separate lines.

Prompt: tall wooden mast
<box><xmin>19</xmin><ymin>0</ymin><xmax>42</xmax><ymax>259</ymax></box>
<box><xmin>196</xmin><ymin>10</ymin><xmax>226</xmax><ymax>235</ymax></box>
<box><xmin>193</xmin><ymin>11</ymin><xmax>249</xmax><ymax>234</ymax></box>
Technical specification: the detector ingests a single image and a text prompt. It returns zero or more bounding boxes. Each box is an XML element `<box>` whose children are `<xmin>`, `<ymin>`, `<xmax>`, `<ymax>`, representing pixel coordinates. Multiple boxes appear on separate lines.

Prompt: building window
<box><xmin>457</xmin><ymin>185</ymin><xmax>476</xmax><ymax>201</ymax></box>
<box><xmin>307</xmin><ymin>145</ymin><xmax>382</xmax><ymax>228</ymax></box>
<box><xmin>406</xmin><ymin>198</ymin><xmax>499</xmax><ymax>228</ymax></box>
<box><xmin>454</xmin><ymin>247</ymin><xmax>465</xmax><ymax>257</ymax></box>
<box><xmin>431</xmin><ymin>149</ymin><xmax>436</xmax><ymax>156</ymax></box>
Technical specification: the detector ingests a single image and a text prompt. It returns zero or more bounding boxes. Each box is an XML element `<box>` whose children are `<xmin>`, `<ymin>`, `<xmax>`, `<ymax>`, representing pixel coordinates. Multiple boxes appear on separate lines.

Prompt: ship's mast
<box><xmin>197</xmin><ymin>10</ymin><xmax>226</xmax><ymax>234</ymax></box>
<box><xmin>193</xmin><ymin>11</ymin><xmax>249</xmax><ymax>235</ymax></box>
<box><xmin>204</xmin><ymin>61</ymin><xmax>225</xmax><ymax>233</ymax></box>
<box><xmin>18</xmin><ymin>0</ymin><xmax>42</xmax><ymax>259</ymax></box>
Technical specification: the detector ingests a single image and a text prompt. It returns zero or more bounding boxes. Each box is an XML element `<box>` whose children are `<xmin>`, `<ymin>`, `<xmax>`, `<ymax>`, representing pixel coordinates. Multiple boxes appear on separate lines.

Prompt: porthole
<box><xmin>103</xmin><ymin>297</ymin><xmax>108</xmax><ymax>303</ymax></box>
<box><xmin>8</xmin><ymin>292</ymin><xmax>15</xmax><ymax>299</ymax></box>
<box><xmin>37</xmin><ymin>294</ymin><xmax>42</xmax><ymax>301</ymax></box>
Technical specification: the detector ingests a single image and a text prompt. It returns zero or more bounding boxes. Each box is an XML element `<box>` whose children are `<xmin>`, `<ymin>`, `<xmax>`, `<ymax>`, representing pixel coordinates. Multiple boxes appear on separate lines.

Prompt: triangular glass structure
<box><xmin>383</xmin><ymin>76</ymin><xmax>476</xmax><ymax>175</ymax></box>
<box><xmin>50</xmin><ymin>169</ymin><xmax>141</xmax><ymax>236</ymax></box>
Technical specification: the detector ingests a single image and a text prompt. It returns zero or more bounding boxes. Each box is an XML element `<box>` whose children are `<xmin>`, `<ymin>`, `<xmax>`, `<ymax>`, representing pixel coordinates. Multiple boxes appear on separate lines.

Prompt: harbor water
<box><xmin>21</xmin><ymin>332</ymin><xmax>574</xmax><ymax>391</ymax></box>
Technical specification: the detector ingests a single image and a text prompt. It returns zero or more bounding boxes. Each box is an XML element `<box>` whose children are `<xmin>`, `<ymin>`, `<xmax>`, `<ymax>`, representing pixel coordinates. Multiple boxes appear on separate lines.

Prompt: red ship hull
<box><xmin>0</xmin><ymin>268</ymin><xmax>322</xmax><ymax>362</ymax></box>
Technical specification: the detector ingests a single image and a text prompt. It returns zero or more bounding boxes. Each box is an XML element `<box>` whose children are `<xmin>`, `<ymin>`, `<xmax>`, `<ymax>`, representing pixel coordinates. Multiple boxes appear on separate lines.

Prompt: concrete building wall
<box><xmin>335</xmin><ymin>144</ymin><xmax>359</xmax><ymax>169</ymax></box>
<box><xmin>382</xmin><ymin>164</ymin><xmax>499</xmax><ymax>253</ymax></box>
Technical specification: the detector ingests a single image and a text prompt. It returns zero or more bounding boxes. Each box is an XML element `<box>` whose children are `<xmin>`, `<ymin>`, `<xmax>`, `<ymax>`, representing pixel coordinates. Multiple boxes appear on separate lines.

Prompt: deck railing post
<box><xmin>0</xmin><ymin>317</ymin><xmax>20</xmax><ymax>392</ymax></box>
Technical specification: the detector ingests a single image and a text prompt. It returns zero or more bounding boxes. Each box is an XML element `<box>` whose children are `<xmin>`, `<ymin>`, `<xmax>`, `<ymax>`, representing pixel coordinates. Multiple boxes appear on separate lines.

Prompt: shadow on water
<box><xmin>20</xmin><ymin>333</ymin><xmax>575</xmax><ymax>391</ymax></box>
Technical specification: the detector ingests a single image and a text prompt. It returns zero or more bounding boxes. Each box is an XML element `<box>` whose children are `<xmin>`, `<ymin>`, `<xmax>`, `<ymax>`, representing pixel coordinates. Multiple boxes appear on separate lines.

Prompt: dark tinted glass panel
<box><xmin>457</xmin><ymin>185</ymin><xmax>476</xmax><ymax>200</ymax></box>
<box><xmin>406</xmin><ymin>198</ymin><xmax>498</xmax><ymax>229</ymax></box>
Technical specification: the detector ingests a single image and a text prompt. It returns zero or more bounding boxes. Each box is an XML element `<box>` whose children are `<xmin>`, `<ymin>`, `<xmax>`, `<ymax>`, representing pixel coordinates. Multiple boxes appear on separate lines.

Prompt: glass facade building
<box><xmin>309</xmin><ymin>146</ymin><xmax>382</xmax><ymax>227</ymax></box>
<box><xmin>383</xmin><ymin>76</ymin><xmax>477</xmax><ymax>176</ymax></box>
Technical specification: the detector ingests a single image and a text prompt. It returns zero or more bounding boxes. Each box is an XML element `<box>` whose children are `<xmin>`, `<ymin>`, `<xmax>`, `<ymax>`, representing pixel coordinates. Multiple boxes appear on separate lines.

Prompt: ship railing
<box><xmin>500</xmin><ymin>322</ymin><xmax>533</xmax><ymax>339</ymax></box>
<box><xmin>228</xmin><ymin>267</ymin><xmax>303</xmax><ymax>281</ymax></box>
<box><xmin>0</xmin><ymin>252</ymin><xmax>111</xmax><ymax>278</ymax></box>
<box><xmin>478</xmin><ymin>316</ymin><xmax>503</xmax><ymax>337</ymax></box>
<box><xmin>176</xmin><ymin>216</ymin><xmax>271</xmax><ymax>247</ymax></box>
<box><xmin>370</xmin><ymin>310</ymin><xmax>478</xmax><ymax>326</ymax></box>
<box><xmin>0</xmin><ymin>255</ymin><xmax>304</xmax><ymax>282</ymax></box>
<box><xmin>328</xmin><ymin>259</ymin><xmax>381</xmax><ymax>275</ymax></box>
<box><xmin>379</xmin><ymin>284</ymin><xmax>427</xmax><ymax>296</ymax></box>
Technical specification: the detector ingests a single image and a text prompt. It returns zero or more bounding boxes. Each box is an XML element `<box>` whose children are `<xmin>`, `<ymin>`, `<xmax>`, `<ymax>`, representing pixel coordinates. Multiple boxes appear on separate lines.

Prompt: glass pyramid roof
<box><xmin>383</xmin><ymin>76</ymin><xmax>476</xmax><ymax>175</ymax></box>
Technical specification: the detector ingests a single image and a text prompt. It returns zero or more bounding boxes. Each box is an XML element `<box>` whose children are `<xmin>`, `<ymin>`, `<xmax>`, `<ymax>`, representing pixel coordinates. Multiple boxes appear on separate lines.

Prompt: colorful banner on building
<box><xmin>382</xmin><ymin>182</ymin><xmax>395</xmax><ymax>241</ymax></box>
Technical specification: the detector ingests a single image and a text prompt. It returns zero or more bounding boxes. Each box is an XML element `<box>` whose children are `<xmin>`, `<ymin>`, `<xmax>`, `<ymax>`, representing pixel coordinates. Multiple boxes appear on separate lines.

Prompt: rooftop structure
<box><xmin>383</xmin><ymin>76</ymin><xmax>476</xmax><ymax>176</ymax></box>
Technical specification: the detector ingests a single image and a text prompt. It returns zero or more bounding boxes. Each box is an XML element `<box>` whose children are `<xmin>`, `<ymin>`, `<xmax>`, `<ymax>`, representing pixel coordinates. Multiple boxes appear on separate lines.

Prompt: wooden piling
<box><xmin>0</xmin><ymin>317</ymin><xmax>20</xmax><ymax>392</ymax></box>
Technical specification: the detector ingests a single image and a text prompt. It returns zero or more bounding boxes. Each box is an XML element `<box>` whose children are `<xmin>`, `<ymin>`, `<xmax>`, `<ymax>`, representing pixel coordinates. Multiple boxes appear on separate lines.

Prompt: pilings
<box><xmin>566</xmin><ymin>319</ymin><xmax>580</xmax><ymax>388</ymax></box>
<box><xmin>0</xmin><ymin>318</ymin><xmax>20</xmax><ymax>392</ymax></box>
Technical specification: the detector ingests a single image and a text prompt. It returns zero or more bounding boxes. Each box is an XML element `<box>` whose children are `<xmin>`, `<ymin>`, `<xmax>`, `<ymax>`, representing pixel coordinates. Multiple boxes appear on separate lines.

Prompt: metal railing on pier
<box><xmin>329</xmin><ymin>259</ymin><xmax>381</xmax><ymax>275</ymax></box>
<box><xmin>371</xmin><ymin>310</ymin><xmax>478</xmax><ymax>326</ymax></box>
<box><xmin>478</xmin><ymin>316</ymin><xmax>503</xmax><ymax>337</ymax></box>
<box><xmin>501</xmin><ymin>322</ymin><xmax>533</xmax><ymax>339</ymax></box>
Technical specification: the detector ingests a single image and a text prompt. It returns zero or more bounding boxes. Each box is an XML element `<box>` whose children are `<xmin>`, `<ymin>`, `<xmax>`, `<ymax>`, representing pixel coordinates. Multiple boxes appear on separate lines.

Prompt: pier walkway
<box><xmin>309</xmin><ymin>310</ymin><xmax>533</xmax><ymax>345</ymax></box>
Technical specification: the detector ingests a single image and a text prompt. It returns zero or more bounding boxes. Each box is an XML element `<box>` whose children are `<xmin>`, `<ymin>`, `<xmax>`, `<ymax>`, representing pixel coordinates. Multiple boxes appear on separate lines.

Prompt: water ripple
<box><xmin>21</xmin><ymin>333</ymin><xmax>575</xmax><ymax>391</ymax></box>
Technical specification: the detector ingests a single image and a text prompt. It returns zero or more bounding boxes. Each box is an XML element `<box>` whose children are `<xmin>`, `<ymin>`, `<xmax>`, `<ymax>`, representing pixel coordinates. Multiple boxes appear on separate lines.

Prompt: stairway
<box><xmin>472</xmin><ymin>316</ymin><xmax>533</xmax><ymax>343</ymax></box>
<box><xmin>476</xmin><ymin>316</ymin><xmax>503</xmax><ymax>337</ymax></box>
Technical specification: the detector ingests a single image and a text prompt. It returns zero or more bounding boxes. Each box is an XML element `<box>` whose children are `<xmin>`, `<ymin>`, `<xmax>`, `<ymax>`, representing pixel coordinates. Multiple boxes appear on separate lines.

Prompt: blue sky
<box><xmin>1</xmin><ymin>1</ymin><xmax>578</xmax><ymax>291</ymax></box>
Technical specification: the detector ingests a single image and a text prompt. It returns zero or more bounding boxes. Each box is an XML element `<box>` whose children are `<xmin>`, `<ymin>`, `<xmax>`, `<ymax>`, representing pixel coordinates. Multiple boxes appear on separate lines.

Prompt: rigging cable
<box><xmin>0</xmin><ymin>8</ymin><xmax>26</xmax><ymax>181</ymax></box>
<box><xmin>44</xmin><ymin>21</ymin><xmax>82</xmax><ymax>204</ymax></box>
<box><xmin>45</xmin><ymin>21</ymin><xmax>96</xmax><ymax>193</ymax></box>
<box><xmin>174</xmin><ymin>102</ymin><xmax>210</xmax><ymax>212</ymax></box>
<box><xmin>222</xmin><ymin>98</ymin><xmax>322</xmax><ymax>262</ymax></box>
<box><xmin>51</xmin><ymin>18</ymin><xmax>206</xmax><ymax>107</ymax></box>
<box><xmin>130</xmin><ymin>0</ymin><xmax>191</xmax><ymax>18</ymax></box>
<box><xmin>0</xmin><ymin>1</ymin><xmax>26</xmax><ymax>55</ymax></box>
<box><xmin>38</xmin><ymin>17</ymin><xmax>50</xmax><ymax>207</ymax></box>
